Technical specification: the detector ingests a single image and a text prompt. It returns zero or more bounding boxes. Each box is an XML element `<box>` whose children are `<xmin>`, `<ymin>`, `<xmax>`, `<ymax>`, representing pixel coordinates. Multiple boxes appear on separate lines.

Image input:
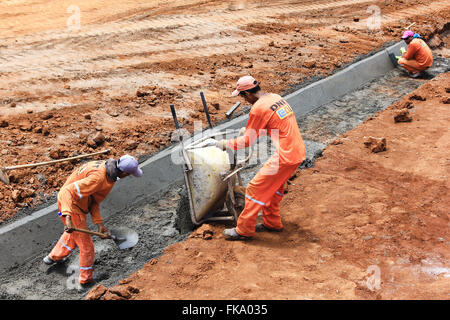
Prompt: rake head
<box><xmin>0</xmin><ymin>168</ymin><xmax>10</xmax><ymax>185</ymax></box>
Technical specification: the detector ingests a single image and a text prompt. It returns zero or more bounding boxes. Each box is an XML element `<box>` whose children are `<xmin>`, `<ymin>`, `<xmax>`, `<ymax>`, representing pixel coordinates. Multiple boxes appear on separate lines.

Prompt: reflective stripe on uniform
<box><xmin>73</xmin><ymin>181</ymin><xmax>82</xmax><ymax>199</ymax></box>
<box><xmin>59</xmin><ymin>239</ymin><xmax>73</xmax><ymax>252</ymax></box>
<box><xmin>245</xmin><ymin>194</ymin><xmax>266</xmax><ymax>206</ymax></box>
<box><xmin>80</xmin><ymin>266</ymin><xmax>93</xmax><ymax>270</ymax></box>
<box><xmin>276</xmin><ymin>191</ymin><xmax>283</xmax><ymax>196</ymax></box>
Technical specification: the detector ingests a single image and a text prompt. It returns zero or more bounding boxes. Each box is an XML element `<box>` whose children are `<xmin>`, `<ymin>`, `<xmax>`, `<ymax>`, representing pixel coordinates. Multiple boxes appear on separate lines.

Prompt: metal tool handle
<box><xmin>225</xmin><ymin>101</ymin><xmax>241</xmax><ymax>119</ymax></box>
<box><xmin>170</xmin><ymin>104</ymin><xmax>193</xmax><ymax>171</ymax></box>
<box><xmin>170</xmin><ymin>104</ymin><xmax>182</xmax><ymax>138</ymax></box>
<box><xmin>4</xmin><ymin>149</ymin><xmax>110</xmax><ymax>171</ymax></box>
<box><xmin>200</xmin><ymin>91</ymin><xmax>213</xmax><ymax>129</ymax></box>
<box><xmin>70</xmin><ymin>227</ymin><xmax>110</xmax><ymax>238</ymax></box>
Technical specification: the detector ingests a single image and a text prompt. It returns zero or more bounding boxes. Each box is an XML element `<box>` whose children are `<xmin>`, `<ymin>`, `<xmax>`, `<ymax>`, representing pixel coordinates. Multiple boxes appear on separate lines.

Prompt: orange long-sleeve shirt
<box><xmin>403</xmin><ymin>38</ymin><xmax>433</xmax><ymax>68</ymax></box>
<box><xmin>59</xmin><ymin>160</ymin><xmax>115</xmax><ymax>224</ymax></box>
<box><xmin>227</xmin><ymin>93</ymin><xmax>306</xmax><ymax>165</ymax></box>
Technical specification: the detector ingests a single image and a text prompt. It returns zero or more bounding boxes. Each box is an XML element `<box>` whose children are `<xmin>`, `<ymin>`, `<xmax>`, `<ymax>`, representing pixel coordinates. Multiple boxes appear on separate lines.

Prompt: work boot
<box><xmin>76</xmin><ymin>272</ymin><xmax>109</xmax><ymax>293</ymax></box>
<box><xmin>223</xmin><ymin>228</ymin><xmax>252</xmax><ymax>241</ymax></box>
<box><xmin>255</xmin><ymin>223</ymin><xmax>283</xmax><ymax>233</ymax></box>
<box><xmin>43</xmin><ymin>255</ymin><xmax>67</xmax><ymax>265</ymax></box>
<box><xmin>77</xmin><ymin>281</ymin><xmax>96</xmax><ymax>293</ymax></box>
<box><xmin>409</xmin><ymin>71</ymin><xmax>425</xmax><ymax>79</ymax></box>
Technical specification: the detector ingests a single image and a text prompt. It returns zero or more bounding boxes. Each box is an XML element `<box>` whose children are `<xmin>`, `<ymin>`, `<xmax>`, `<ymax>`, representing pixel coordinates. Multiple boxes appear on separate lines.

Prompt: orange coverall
<box><xmin>227</xmin><ymin>93</ymin><xmax>306</xmax><ymax>237</ymax></box>
<box><xmin>398</xmin><ymin>38</ymin><xmax>433</xmax><ymax>74</ymax></box>
<box><xmin>48</xmin><ymin>160</ymin><xmax>115</xmax><ymax>284</ymax></box>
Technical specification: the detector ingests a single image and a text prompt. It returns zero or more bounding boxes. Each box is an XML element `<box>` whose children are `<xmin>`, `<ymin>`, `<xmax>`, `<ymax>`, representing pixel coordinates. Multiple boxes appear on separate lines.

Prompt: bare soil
<box><xmin>1</xmin><ymin>0</ymin><xmax>449</xmax><ymax>222</ymax></box>
<box><xmin>88</xmin><ymin>72</ymin><xmax>450</xmax><ymax>300</ymax></box>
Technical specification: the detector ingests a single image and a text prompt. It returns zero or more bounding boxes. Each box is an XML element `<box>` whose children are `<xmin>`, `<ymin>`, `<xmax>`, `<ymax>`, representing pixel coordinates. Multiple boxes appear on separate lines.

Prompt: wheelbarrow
<box><xmin>170</xmin><ymin>99</ymin><xmax>252</xmax><ymax>226</ymax></box>
<box><xmin>183</xmin><ymin>132</ymin><xmax>253</xmax><ymax>226</ymax></box>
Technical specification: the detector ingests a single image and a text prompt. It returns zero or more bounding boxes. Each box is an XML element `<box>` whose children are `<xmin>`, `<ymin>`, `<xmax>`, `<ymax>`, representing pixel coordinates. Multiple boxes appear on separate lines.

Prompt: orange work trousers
<box><xmin>398</xmin><ymin>57</ymin><xmax>429</xmax><ymax>74</ymax></box>
<box><xmin>236</xmin><ymin>160</ymin><xmax>300</xmax><ymax>237</ymax></box>
<box><xmin>49</xmin><ymin>190</ymin><xmax>95</xmax><ymax>284</ymax></box>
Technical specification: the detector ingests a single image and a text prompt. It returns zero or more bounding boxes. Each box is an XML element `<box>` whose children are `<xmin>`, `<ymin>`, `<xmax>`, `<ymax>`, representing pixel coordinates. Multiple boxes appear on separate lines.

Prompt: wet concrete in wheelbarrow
<box><xmin>0</xmin><ymin>57</ymin><xmax>448</xmax><ymax>300</ymax></box>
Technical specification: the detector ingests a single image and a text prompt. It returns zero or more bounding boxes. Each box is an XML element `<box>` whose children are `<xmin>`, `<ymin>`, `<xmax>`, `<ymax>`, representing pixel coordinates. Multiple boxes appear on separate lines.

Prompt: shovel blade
<box><xmin>109</xmin><ymin>226</ymin><xmax>139</xmax><ymax>250</ymax></box>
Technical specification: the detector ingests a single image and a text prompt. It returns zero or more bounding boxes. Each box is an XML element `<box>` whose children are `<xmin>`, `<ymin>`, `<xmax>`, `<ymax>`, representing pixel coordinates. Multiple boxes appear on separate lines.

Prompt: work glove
<box><xmin>97</xmin><ymin>223</ymin><xmax>111</xmax><ymax>239</ymax></box>
<box><xmin>400</xmin><ymin>47</ymin><xmax>406</xmax><ymax>55</ymax></box>
<box><xmin>395</xmin><ymin>55</ymin><xmax>402</xmax><ymax>60</ymax></box>
<box><xmin>64</xmin><ymin>215</ymin><xmax>74</xmax><ymax>233</ymax></box>
<box><xmin>215</xmin><ymin>140</ymin><xmax>229</xmax><ymax>151</ymax></box>
<box><xmin>238</xmin><ymin>126</ymin><xmax>246</xmax><ymax>136</ymax></box>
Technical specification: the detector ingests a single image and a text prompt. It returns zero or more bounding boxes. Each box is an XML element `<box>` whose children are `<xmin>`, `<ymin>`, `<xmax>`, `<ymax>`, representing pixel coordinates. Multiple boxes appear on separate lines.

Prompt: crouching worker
<box><xmin>398</xmin><ymin>30</ymin><xmax>433</xmax><ymax>78</ymax></box>
<box><xmin>43</xmin><ymin>155</ymin><xmax>143</xmax><ymax>289</ymax></box>
<box><xmin>215</xmin><ymin>76</ymin><xmax>305</xmax><ymax>240</ymax></box>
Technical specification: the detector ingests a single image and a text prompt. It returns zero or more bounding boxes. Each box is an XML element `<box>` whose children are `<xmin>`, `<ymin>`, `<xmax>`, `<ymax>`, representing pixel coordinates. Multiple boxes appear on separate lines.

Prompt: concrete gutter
<box><xmin>0</xmin><ymin>42</ymin><xmax>403</xmax><ymax>273</ymax></box>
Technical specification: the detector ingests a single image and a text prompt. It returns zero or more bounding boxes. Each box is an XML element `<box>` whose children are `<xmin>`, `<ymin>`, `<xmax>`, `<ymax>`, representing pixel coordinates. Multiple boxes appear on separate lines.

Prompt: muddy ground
<box><xmin>0</xmin><ymin>56</ymin><xmax>448</xmax><ymax>299</ymax></box>
<box><xmin>88</xmin><ymin>72</ymin><xmax>450</xmax><ymax>301</ymax></box>
<box><xmin>1</xmin><ymin>0</ymin><xmax>449</xmax><ymax>222</ymax></box>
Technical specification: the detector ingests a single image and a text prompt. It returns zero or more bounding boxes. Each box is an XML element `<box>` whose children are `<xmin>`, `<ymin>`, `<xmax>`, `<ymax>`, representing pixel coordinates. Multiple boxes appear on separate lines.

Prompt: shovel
<box><xmin>0</xmin><ymin>149</ymin><xmax>110</xmax><ymax>185</ymax></box>
<box><xmin>68</xmin><ymin>226</ymin><xmax>139</xmax><ymax>250</ymax></box>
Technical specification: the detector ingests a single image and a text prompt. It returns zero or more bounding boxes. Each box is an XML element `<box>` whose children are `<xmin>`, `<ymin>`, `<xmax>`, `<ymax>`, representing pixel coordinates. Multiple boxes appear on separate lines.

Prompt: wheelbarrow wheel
<box><xmin>226</xmin><ymin>185</ymin><xmax>246</xmax><ymax>225</ymax></box>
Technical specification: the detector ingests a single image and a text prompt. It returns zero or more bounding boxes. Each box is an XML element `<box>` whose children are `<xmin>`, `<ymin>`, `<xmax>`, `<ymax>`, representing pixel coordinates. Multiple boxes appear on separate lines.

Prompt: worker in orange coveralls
<box><xmin>43</xmin><ymin>155</ymin><xmax>142</xmax><ymax>289</ymax></box>
<box><xmin>398</xmin><ymin>30</ymin><xmax>433</xmax><ymax>78</ymax></box>
<box><xmin>215</xmin><ymin>76</ymin><xmax>306</xmax><ymax>240</ymax></box>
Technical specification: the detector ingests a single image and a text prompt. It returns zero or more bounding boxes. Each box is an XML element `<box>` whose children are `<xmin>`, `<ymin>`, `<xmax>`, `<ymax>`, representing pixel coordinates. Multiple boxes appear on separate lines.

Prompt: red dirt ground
<box><xmin>0</xmin><ymin>0</ymin><xmax>449</xmax><ymax>222</ymax></box>
<box><xmin>87</xmin><ymin>72</ymin><xmax>450</xmax><ymax>300</ymax></box>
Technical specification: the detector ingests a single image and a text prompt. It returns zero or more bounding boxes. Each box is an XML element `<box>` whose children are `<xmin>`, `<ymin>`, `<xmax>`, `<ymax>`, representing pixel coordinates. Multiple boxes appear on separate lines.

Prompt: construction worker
<box><xmin>398</xmin><ymin>30</ymin><xmax>433</xmax><ymax>78</ymax></box>
<box><xmin>43</xmin><ymin>155</ymin><xmax>143</xmax><ymax>289</ymax></box>
<box><xmin>216</xmin><ymin>76</ymin><xmax>305</xmax><ymax>240</ymax></box>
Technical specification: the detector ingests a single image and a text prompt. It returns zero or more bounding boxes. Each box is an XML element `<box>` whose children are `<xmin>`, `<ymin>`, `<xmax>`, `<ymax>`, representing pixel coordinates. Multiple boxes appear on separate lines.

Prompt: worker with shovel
<box><xmin>216</xmin><ymin>76</ymin><xmax>305</xmax><ymax>240</ymax></box>
<box><xmin>397</xmin><ymin>30</ymin><xmax>433</xmax><ymax>78</ymax></box>
<box><xmin>43</xmin><ymin>155</ymin><xmax>142</xmax><ymax>289</ymax></box>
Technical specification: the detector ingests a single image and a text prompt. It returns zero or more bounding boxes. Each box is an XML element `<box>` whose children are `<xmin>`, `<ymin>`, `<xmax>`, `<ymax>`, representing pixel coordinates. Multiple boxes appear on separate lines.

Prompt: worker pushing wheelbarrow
<box><xmin>171</xmin><ymin>75</ymin><xmax>306</xmax><ymax>241</ymax></box>
<box><xmin>170</xmin><ymin>103</ymin><xmax>252</xmax><ymax>227</ymax></box>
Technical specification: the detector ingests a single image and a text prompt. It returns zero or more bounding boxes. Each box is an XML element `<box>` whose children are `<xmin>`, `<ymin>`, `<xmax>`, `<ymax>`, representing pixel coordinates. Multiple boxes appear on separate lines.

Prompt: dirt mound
<box><xmin>393</xmin><ymin>109</ymin><xmax>413</xmax><ymax>122</ymax></box>
<box><xmin>363</xmin><ymin>136</ymin><xmax>387</xmax><ymax>153</ymax></box>
<box><xmin>86</xmin><ymin>281</ymin><xmax>140</xmax><ymax>300</ymax></box>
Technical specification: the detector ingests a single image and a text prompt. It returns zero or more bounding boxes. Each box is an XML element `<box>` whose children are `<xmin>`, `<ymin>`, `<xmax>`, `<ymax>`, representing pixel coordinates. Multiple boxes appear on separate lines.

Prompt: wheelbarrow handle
<box><xmin>69</xmin><ymin>227</ymin><xmax>110</xmax><ymax>238</ymax></box>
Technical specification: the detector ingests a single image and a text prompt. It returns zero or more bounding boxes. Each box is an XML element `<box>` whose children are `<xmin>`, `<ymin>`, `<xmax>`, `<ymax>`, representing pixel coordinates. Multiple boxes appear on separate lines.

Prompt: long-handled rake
<box><xmin>0</xmin><ymin>149</ymin><xmax>110</xmax><ymax>185</ymax></box>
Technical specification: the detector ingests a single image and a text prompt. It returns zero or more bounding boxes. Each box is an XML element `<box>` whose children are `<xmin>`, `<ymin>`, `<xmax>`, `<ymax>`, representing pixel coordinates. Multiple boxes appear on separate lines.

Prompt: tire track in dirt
<box><xmin>1</xmin><ymin>0</ymin><xmax>447</xmax><ymax>95</ymax></box>
<box><xmin>2</xmin><ymin>0</ymin><xmax>373</xmax><ymax>44</ymax></box>
<box><xmin>2</xmin><ymin>0</ymin><xmax>447</xmax><ymax>77</ymax></box>
<box><xmin>1</xmin><ymin>0</ymin><xmax>376</xmax><ymax>72</ymax></box>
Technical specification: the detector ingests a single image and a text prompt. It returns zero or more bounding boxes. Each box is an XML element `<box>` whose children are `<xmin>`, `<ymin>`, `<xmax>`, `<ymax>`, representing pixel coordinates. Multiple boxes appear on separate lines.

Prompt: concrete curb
<box><xmin>0</xmin><ymin>42</ymin><xmax>404</xmax><ymax>273</ymax></box>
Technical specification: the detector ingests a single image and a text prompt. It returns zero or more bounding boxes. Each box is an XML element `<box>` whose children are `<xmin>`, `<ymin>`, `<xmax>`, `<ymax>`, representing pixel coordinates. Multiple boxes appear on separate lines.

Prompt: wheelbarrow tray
<box><xmin>183</xmin><ymin>138</ymin><xmax>231</xmax><ymax>225</ymax></box>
